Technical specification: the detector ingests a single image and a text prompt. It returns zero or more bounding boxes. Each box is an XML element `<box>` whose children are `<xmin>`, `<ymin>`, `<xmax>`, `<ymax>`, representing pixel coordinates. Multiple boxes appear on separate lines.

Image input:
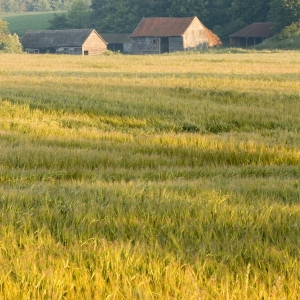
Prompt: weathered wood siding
<box><xmin>169</xmin><ymin>37</ymin><xmax>184</xmax><ymax>52</ymax></box>
<box><xmin>123</xmin><ymin>43</ymin><xmax>132</xmax><ymax>53</ymax></box>
<box><xmin>182</xmin><ymin>18</ymin><xmax>209</xmax><ymax>50</ymax></box>
<box><xmin>132</xmin><ymin>37</ymin><xmax>160</xmax><ymax>54</ymax></box>
<box><xmin>82</xmin><ymin>31</ymin><xmax>107</xmax><ymax>55</ymax></box>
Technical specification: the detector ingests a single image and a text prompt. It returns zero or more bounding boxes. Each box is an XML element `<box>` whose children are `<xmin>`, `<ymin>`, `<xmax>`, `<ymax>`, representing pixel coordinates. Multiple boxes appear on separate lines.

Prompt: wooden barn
<box><xmin>21</xmin><ymin>29</ymin><xmax>107</xmax><ymax>55</ymax></box>
<box><xmin>100</xmin><ymin>33</ymin><xmax>132</xmax><ymax>53</ymax></box>
<box><xmin>229</xmin><ymin>22</ymin><xmax>276</xmax><ymax>46</ymax></box>
<box><xmin>130</xmin><ymin>17</ymin><xmax>221</xmax><ymax>54</ymax></box>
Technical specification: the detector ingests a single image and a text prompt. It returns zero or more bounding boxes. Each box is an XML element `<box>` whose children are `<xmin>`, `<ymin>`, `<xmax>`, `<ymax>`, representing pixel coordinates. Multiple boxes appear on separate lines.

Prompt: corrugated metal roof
<box><xmin>130</xmin><ymin>17</ymin><xmax>195</xmax><ymax>37</ymax></box>
<box><xmin>229</xmin><ymin>22</ymin><xmax>276</xmax><ymax>38</ymax></box>
<box><xmin>21</xmin><ymin>29</ymin><xmax>106</xmax><ymax>49</ymax></box>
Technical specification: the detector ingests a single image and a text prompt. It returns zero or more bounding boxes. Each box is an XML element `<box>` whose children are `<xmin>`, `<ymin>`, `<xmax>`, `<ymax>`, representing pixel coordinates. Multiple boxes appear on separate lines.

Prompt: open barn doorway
<box><xmin>160</xmin><ymin>37</ymin><xmax>169</xmax><ymax>53</ymax></box>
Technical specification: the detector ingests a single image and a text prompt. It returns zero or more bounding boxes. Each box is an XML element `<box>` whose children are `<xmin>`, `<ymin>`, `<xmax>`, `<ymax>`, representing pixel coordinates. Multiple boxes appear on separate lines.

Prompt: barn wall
<box><xmin>132</xmin><ymin>37</ymin><xmax>160</xmax><ymax>54</ymax></box>
<box><xmin>182</xmin><ymin>18</ymin><xmax>209</xmax><ymax>50</ymax></box>
<box><xmin>123</xmin><ymin>43</ymin><xmax>132</xmax><ymax>53</ymax></box>
<box><xmin>169</xmin><ymin>37</ymin><xmax>184</xmax><ymax>52</ymax></box>
<box><xmin>56</xmin><ymin>47</ymin><xmax>82</xmax><ymax>54</ymax></box>
<box><xmin>82</xmin><ymin>31</ymin><xmax>107</xmax><ymax>55</ymax></box>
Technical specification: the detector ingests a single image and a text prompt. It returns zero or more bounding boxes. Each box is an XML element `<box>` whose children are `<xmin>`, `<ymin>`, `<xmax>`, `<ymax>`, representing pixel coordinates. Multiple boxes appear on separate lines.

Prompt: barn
<box><xmin>229</xmin><ymin>22</ymin><xmax>276</xmax><ymax>47</ymax></box>
<box><xmin>100</xmin><ymin>33</ymin><xmax>132</xmax><ymax>53</ymax></box>
<box><xmin>130</xmin><ymin>17</ymin><xmax>221</xmax><ymax>54</ymax></box>
<box><xmin>21</xmin><ymin>29</ymin><xmax>107</xmax><ymax>55</ymax></box>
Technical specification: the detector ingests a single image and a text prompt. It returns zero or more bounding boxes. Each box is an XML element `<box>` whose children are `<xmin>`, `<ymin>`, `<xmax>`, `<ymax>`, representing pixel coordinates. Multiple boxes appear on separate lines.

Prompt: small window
<box><xmin>84</xmin><ymin>50</ymin><xmax>89</xmax><ymax>55</ymax></box>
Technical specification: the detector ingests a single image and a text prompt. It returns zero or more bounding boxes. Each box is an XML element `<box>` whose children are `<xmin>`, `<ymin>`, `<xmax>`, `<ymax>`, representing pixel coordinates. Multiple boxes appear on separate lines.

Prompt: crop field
<box><xmin>0</xmin><ymin>51</ymin><xmax>299</xmax><ymax>299</ymax></box>
<box><xmin>0</xmin><ymin>12</ymin><xmax>61</xmax><ymax>36</ymax></box>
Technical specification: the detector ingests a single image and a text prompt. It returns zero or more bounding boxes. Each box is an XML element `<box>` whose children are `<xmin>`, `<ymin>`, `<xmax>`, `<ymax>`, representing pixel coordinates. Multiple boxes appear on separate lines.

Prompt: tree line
<box><xmin>0</xmin><ymin>0</ymin><xmax>85</xmax><ymax>12</ymax></box>
<box><xmin>2</xmin><ymin>0</ymin><xmax>300</xmax><ymax>39</ymax></box>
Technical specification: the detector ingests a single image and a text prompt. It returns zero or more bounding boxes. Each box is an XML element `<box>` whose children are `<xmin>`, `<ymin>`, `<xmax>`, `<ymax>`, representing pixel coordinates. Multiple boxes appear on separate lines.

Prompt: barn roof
<box><xmin>229</xmin><ymin>22</ymin><xmax>276</xmax><ymax>38</ymax></box>
<box><xmin>130</xmin><ymin>17</ymin><xmax>196</xmax><ymax>37</ymax></box>
<box><xmin>204</xmin><ymin>27</ymin><xmax>222</xmax><ymax>47</ymax></box>
<box><xmin>21</xmin><ymin>29</ymin><xmax>106</xmax><ymax>49</ymax></box>
<box><xmin>100</xmin><ymin>33</ymin><xmax>132</xmax><ymax>44</ymax></box>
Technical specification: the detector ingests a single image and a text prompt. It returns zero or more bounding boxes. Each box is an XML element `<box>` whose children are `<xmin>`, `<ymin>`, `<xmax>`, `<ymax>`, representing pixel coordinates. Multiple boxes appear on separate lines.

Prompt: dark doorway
<box><xmin>107</xmin><ymin>43</ymin><xmax>123</xmax><ymax>52</ymax></box>
<box><xmin>160</xmin><ymin>37</ymin><xmax>169</xmax><ymax>53</ymax></box>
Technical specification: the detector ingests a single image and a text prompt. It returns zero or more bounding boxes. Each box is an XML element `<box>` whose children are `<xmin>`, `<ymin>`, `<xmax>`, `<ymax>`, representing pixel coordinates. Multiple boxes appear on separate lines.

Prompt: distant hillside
<box><xmin>0</xmin><ymin>12</ymin><xmax>65</xmax><ymax>36</ymax></box>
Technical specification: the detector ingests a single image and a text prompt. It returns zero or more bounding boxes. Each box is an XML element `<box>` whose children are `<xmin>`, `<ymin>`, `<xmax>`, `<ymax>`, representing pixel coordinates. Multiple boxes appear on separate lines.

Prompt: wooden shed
<box><xmin>21</xmin><ymin>29</ymin><xmax>107</xmax><ymax>55</ymax></box>
<box><xmin>130</xmin><ymin>17</ymin><xmax>221</xmax><ymax>54</ymax></box>
<box><xmin>229</xmin><ymin>22</ymin><xmax>276</xmax><ymax>46</ymax></box>
<box><xmin>100</xmin><ymin>33</ymin><xmax>132</xmax><ymax>53</ymax></box>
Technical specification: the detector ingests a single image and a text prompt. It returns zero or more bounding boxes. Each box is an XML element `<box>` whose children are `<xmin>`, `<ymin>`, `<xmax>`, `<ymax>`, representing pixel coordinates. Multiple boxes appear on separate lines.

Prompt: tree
<box><xmin>269</xmin><ymin>0</ymin><xmax>300</xmax><ymax>31</ymax></box>
<box><xmin>142</xmin><ymin>0</ymin><xmax>171</xmax><ymax>17</ymax></box>
<box><xmin>32</xmin><ymin>0</ymin><xmax>50</xmax><ymax>11</ymax></box>
<box><xmin>91</xmin><ymin>0</ymin><xmax>142</xmax><ymax>33</ymax></box>
<box><xmin>228</xmin><ymin>0</ymin><xmax>270</xmax><ymax>28</ymax></box>
<box><xmin>49</xmin><ymin>0</ymin><xmax>65</xmax><ymax>10</ymax></box>
<box><xmin>0</xmin><ymin>19</ymin><xmax>22</xmax><ymax>53</ymax></box>
<box><xmin>206</xmin><ymin>0</ymin><xmax>233</xmax><ymax>37</ymax></box>
<box><xmin>0</xmin><ymin>19</ymin><xmax>10</xmax><ymax>40</ymax></box>
<box><xmin>67</xmin><ymin>0</ymin><xmax>91</xmax><ymax>28</ymax></box>
<box><xmin>48</xmin><ymin>13</ymin><xmax>70</xmax><ymax>29</ymax></box>
<box><xmin>1</xmin><ymin>0</ymin><xmax>17</xmax><ymax>12</ymax></box>
<box><xmin>167</xmin><ymin>0</ymin><xmax>209</xmax><ymax>23</ymax></box>
<box><xmin>2</xmin><ymin>33</ymin><xmax>23</xmax><ymax>52</ymax></box>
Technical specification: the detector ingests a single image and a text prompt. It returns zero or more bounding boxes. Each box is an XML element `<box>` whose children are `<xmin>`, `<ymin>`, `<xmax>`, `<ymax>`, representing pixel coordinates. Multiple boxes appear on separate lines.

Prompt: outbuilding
<box><xmin>130</xmin><ymin>17</ymin><xmax>221</xmax><ymax>54</ymax></box>
<box><xmin>229</xmin><ymin>22</ymin><xmax>276</xmax><ymax>47</ymax></box>
<box><xmin>21</xmin><ymin>29</ymin><xmax>107</xmax><ymax>55</ymax></box>
<box><xmin>100</xmin><ymin>33</ymin><xmax>132</xmax><ymax>53</ymax></box>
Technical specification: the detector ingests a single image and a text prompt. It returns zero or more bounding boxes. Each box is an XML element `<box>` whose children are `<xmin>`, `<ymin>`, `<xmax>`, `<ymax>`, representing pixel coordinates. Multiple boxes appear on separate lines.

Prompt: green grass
<box><xmin>254</xmin><ymin>35</ymin><xmax>300</xmax><ymax>50</ymax></box>
<box><xmin>0</xmin><ymin>11</ymin><xmax>64</xmax><ymax>36</ymax></box>
<box><xmin>0</xmin><ymin>52</ymin><xmax>299</xmax><ymax>299</ymax></box>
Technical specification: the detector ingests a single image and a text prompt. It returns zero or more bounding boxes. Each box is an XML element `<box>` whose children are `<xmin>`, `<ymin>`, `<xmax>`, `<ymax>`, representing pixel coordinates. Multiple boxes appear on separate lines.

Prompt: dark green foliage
<box><xmin>48</xmin><ymin>13</ymin><xmax>70</xmax><ymax>30</ymax></box>
<box><xmin>67</xmin><ymin>0</ymin><xmax>91</xmax><ymax>28</ymax></box>
<box><xmin>268</xmin><ymin>0</ymin><xmax>300</xmax><ymax>32</ymax></box>
<box><xmin>167</xmin><ymin>0</ymin><xmax>209</xmax><ymax>22</ymax></box>
<box><xmin>48</xmin><ymin>0</ymin><xmax>91</xmax><ymax>30</ymax></box>
<box><xmin>228</xmin><ymin>0</ymin><xmax>270</xmax><ymax>30</ymax></box>
<box><xmin>278</xmin><ymin>21</ymin><xmax>300</xmax><ymax>39</ymax></box>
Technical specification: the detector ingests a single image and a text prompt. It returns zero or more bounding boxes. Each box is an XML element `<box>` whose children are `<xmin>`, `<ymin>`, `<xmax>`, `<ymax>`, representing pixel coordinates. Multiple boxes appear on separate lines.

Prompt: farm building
<box><xmin>130</xmin><ymin>17</ymin><xmax>221</xmax><ymax>54</ymax></box>
<box><xmin>21</xmin><ymin>29</ymin><xmax>107</xmax><ymax>55</ymax></box>
<box><xmin>229</xmin><ymin>22</ymin><xmax>276</xmax><ymax>46</ymax></box>
<box><xmin>100</xmin><ymin>33</ymin><xmax>132</xmax><ymax>53</ymax></box>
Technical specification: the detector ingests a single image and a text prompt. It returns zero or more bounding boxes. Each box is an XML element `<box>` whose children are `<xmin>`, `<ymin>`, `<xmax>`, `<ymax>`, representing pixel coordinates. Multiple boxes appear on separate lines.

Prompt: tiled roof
<box><xmin>229</xmin><ymin>22</ymin><xmax>276</xmax><ymax>38</ymax></box>
<box><xmin>130</xmin><ymin>17</ymin><xmax>195</xmax><ymax>37</ymax></box>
